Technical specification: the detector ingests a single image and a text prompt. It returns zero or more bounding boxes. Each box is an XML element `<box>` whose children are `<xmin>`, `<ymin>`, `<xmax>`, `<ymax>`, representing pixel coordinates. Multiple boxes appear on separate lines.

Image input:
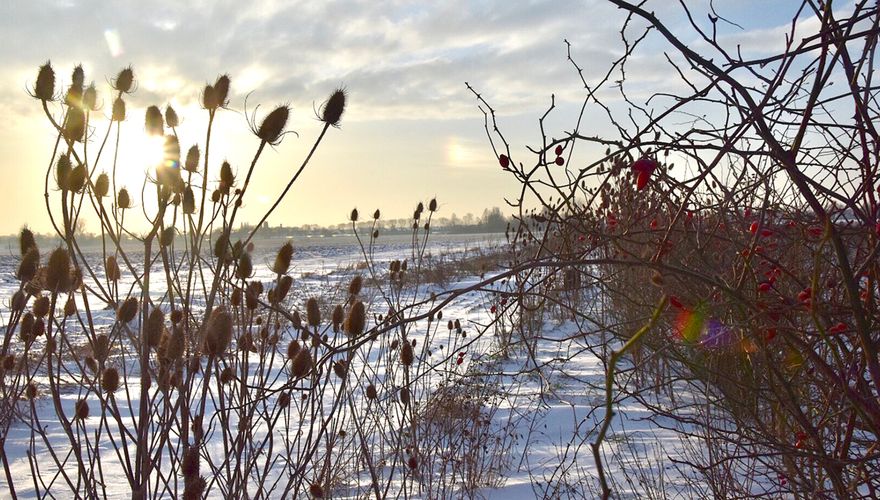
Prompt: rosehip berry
<box><xmin>499</xmin><ymin>154</ymin><xmax>510</xmax><ymax>169</ymax></box>
<box><xmin>555</xmin><ymin>156</ymin><xmax>564</xmax><ymax>166</ymax></box>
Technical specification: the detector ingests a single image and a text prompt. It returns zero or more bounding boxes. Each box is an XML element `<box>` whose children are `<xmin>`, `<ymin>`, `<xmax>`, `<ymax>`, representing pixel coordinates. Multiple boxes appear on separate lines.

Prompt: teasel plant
<box><xmin>1</xmin><ymin>60</ymin><xmax>521</xmax><ymax>500</ymax></box>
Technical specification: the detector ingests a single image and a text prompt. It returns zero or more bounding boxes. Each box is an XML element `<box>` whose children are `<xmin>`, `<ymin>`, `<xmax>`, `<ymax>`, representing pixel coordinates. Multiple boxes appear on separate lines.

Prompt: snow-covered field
<box><xmin>0</xmin><ymin>232</ymin><xmax>713</xmax><ymax>499</ymax></box>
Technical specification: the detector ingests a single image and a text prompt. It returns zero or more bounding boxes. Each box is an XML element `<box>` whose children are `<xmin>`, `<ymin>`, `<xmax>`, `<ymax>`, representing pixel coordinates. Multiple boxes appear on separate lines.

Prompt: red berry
<box><xmin>555</xmin><ymin>156</ymin><xmax>564</xmax><ymax>166</ymax></box>
<box><xmin>761</xmin><ymin>229</ymin><xmax>773</xmax><ymax>237</ymax></box>
<box><xmin>758</xmin><ymin>282</ymin><xmax>772</xmax><ymax>293</ymax></box>
<box><xmin>636</xmin><ymin>170</ymin><xmax>650</xmax><ymax>191</ymax></box>
<box><xmin>631</xmin><ymin>157</ymin><xmax>658</xmax><ymax>174</ymax></box>
<box><xmin>765</xmin><ymin>328</ymin><xmax>776</xmax><ymax>341</ymax></box>
<box><xmin>749</xmin><ymin>222</ymin><xmax>759</xmax><ymax>234</ymax></box>
<box><xmin>650</xmin><ymin>219</ymin><xmax>658</xmax><ymax>229</ymax></box>
<box><xmin>829</xmin><ymin>322</ymin><xmax>847</xmax><ymax>334</ymax></box>
<box><xmin>808</xmin><ymin>226</ymin><xmax>823</xmax><ymax>237</ymax></box>
<box><xmin>499</xmin><ymin>154</ymin><xmax>510</xmax><ymax>169</ymax></box>
<box><xmin>668</xmin><ymin>296</ymin><xmax>684</xmax><ymax>309</ymax></box>
<box><xmin>456</xmin><ymin>358</ymin><xmax>463</xmax><ymax>365</ymax></box>
<box><xmin>554</xmin><ymin>145</ymin><xmax>563</xmax><ymax>155</ymax></box>
<box><xmin>490</xmin><ymin>305</ymin><xmax>497</xmax><ymax>314</ymax></box>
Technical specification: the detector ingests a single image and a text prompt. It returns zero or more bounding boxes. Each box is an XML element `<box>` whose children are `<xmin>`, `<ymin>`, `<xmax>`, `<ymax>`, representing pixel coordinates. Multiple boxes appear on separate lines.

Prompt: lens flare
<box><xmin>674</xmin><ymin>304</ymin><xmax>735</xmax><ymax>349</ymax></box>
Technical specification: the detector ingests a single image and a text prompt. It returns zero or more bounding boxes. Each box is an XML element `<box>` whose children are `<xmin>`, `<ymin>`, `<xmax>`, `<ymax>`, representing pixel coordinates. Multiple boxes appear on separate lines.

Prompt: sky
<box><xmin>0</xmin><ymin>0</ymin><xmax>808</xmax><ymax>236</ymax></box>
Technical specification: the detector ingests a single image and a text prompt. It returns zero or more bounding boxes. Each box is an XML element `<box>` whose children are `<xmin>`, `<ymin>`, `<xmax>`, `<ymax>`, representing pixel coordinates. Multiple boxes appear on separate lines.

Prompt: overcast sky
<box><xmin>0</xmin><ymin>0</ymin><xmax>807</xmax><ymax>236</ymax></box>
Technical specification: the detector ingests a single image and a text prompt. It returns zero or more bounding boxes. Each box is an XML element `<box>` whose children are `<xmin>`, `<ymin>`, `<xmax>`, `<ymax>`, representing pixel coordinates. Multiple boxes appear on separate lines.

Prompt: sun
<box><xmin>133</xmin><ymin>134</ymin><xmax>167</xmax><ymax>169</ymax></box>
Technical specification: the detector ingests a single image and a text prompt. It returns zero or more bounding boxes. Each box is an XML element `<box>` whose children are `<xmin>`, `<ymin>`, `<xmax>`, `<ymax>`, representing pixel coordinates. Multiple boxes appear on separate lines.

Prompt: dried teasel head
<box><xmin>236</xmin><ymin>252</ymin><xmax>253</xmax><ymax>280</ymax></box>
<box><xmin>33</xmin><ymin>61</ymin><xmax>55</xmax><ymax>101</ymax></box>
<box><xmin>399</xmin><ymin>340</ymin><xmax>414</xmax><ymax>366</ymax></box>
<box><xmin>63</xmin><ymin>106</ymin><xmax>86</xmax><ymax>143</ymax></box>
<box><xmin>306</xmin><ymin>298</ymin><xmax>321</xmax><ymax>327</ymax></box>
<box><xmin>94</xmin><ymin>334</ymin><xmax>110</xmax><ymax>361</ymax></box>
<box><xmin>333</xmin><ymin>360</ymin><xmax>348</xmax><ymax>379</ymax></box>
<box><xmin>184</xmin><ymin>145</ymin><xmax>200</xmax><ymax>172</ymax></box>
<box><xmin>32</xmin><ymin>295</ymin><xmax>50</xmax><ymax>317</ymax></box>
<box><xmin>309</xmin><ymin>483</ymin><xmax>324</xmax><ymax>499</ymax></box>
<box><xmin>291</xmin><ymin>348</ymin><xmax>313</xmax><ymax>378</ymax></box>
<box><xmin>399</xmin><ymin>387</ymin><xmax>410</xmax><ymax>405</ymax></box>
<box><xmin>165</xmin><ymin>106</ymin><xmax>179</xmax><ymax>128</ymax></box>
<box><xmin>202</xmin><ymin>84</ymin><xmax>218</xmax><ymax>110</ymax></box>
<box><xmin>102</xmin><ymin>367</ymin><xmax>120</xmax><ymax>393</ymax></box>
<box><xmin>344</xmin><ymin>301</ymin><xmax>366</xmax><ymax>337</ymax></box>
<box><xmin>94</xmin><ymin>172</ymin><xmax>109</xmax><ymax>198</ymax></box>
<box><xmin>19</xmin><ymin>227</ymin><xmax>37</xmax><ymax>256</ymax></box>
<box><xmin>320</xmin><ymin>88</ymin><xmax>346</xmax><ymax>127</ymax></box>
<box><xmin>165</xmin><ymin>325</ymin><xmax>185</xmax><ymax>361</ymax></box>
<box><xmin>106</xmin><ymin>256</ymin><xmax>121</xmax><ymax>281</ymax></box>
<box><xmin>56</xmin><ymin>154</ymin><xmax>72</xmax><ymax>191</ymax></box>
<box><xmin>145</xmin><ymin>105</ymin><xmax>164</xmax><ymax>136</ymax></box>
<box><xmin>64</xmin><ymin>296</ymin><xmax>76</xmax><ymax>317</ymax></box>
<box><xmin>68</xmin><ymin>163</ymin><xmax>87</xmax><ymax>193</ymax></box>
<box><xmin>117</xmin><ymin>188</ymin><xmax>132</xmax><ymax>209</ymax></box>
<box><xmin>183</xmin><ymin>186</ymin><xmax>196</xmax><ymax>214</ymax></box>
<box><xmin>332</xmin><ymin>304</ymin><xmax>344</xmax><ymax>333</ymax></box>
<box><xmin>214</xmin><ymin>74</ymin><xmax>230</xmax><ymax>108</ymax></box>
<box><xmin>145</xmin><ymin>307</ymin><xmax>165</xmax><ymax>349</ymax></box>
<box><xmin>18</xmin><ymin>247</ymin><xmax>39</xmax><ymax>282</ymax></box>
<box><xmin>46</xmin><ymin>247</ymin><xmax>72</xmax><ymax>292</ymax></box>
<box><xmin>348</xmin><ymin>275</ymin><xmax>363</xmax><ymax>296</ymax></box>
<box><xmin>350</xmin><ymin>208</ymin><xmax>358</xmax><ymax>222</ymax></box>
<box><xmin>286</xmin><ymin>340</ymin><xmax>301</xmax><ymax>360</ymax></box>
<box><xmin>273</xmin><ymin>241</ymin><xmax>294</xmax><ymax>274</ymax></box>
<box><xmin>112</xmin><ymin>97</ymin><xmax>126</xmax><ymax>121</ymax></box>
<box><xmin>204</xmin><ymin>308</ymin><xmax>233</xmax><ymax>357</ymax></box>
<box><xmin>83</xmin><ymin>83</ymin><xmax>97</xmax><ymax>111</ymax></box>
<box><xmin>114</xmin><ymin>66</ymin><xmax>134</xmax><ymax>93</ymax></box>
<box><xmin>117</xmin><ymin>297</ymin><xmax>139</xmax><ymax>323</ymax></box>
<box><xmin>219</xmin><ymin>161</ymin><xmax>234</xmax><ymax>194</ymax></box>
<box><xmin>365</xmin><ymin>384</ymin><xmax>378</xmax><ymax>400</ymax></box>
<box><xmin>256</xmin><ymin>105</ymin><xmax>289</xmax><ymax>144</ymax></box>
<box><xmin>273</xmin><ymin>275</ymin><xmax>293</xmax><ymax>303</ymax></box>
<box><xmin>74</xmin><ymin>398</ymin><xmax>89</xmax><ymax>420</ymax></box>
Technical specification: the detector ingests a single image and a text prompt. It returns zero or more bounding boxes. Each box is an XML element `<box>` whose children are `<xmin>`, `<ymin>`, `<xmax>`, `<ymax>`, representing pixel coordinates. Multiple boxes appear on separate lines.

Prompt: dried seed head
<box><xmin>400</xmin><ymin>340</ymin><xmax>414</xmax><ymax>366</ymax></box>
<box><xmin>63</xmin><ymin>106</ymin><xmax>86</xmax><ymax>143</ymax></box>
<box><xmin>286</xmin><ymin>340</ymin><xmax>301</xmax><ymax>360</ymax></box>
<box><xmin>236</xmin><ymin>252</ymin><xmax>253</xmax><ymax>280</ymax></box>
<box><xmin>220</xmin><ymin>366</ymin><xmax>234</xmax><ymax>384</ymax></box>
<box><xmin>202</xmin><ymin>84</ymin><xmax>218</xmax><ymax>110</ymax></box>
<box><xmin>274</xmin><ymin>275</ymin><xmax>293</xmax><ymax>302</ymax></box>
<box><xmin>345</xmin><ymin>301</ymin><xmax>366</xmax><ymax>337</ymax></box>
<box><xmin>278</xmin><ymin>392</ymin><xmax>291</xmax><ymax>408</ymax></box>
<box><xmin>34</xmin><ymin>62</ymin><xmax>55</xmax><ymax>101</ymax></box>
<box><xmin>145</xmin><ymin>308</ymin><xmax>165</xmax><ymax>348</ymax></box>
<box><xmin>83</xmin><ymin>84</ymin><xmax>97</xmax><ymax>111</ymax></box>
<box><xmin>321</xmin><ymin>88</ymin><xmax>346</xmax><ymax>127</ymax></box>
<box><xmin>18</xmin><ymin>247</ymin><xmax>39</xmax><ymax>282</ymax></box>
<box><xmin>211</xmin><ymin>190</ymin><xmax>221</xmax><ymax>203</ymax></box>
<box><xmin>182</xmin><ymin>445</ymin><xmax>200</xmax><ymax>478</ymax></box>
<box><xmin>19</xmin><ymin>228</ymin><xmax>37</xmax><ymax>256</ymax></box>
<box><xmin>117</xmin><ymin>188</ymin><xmax>132</xmax><ymax>209</ymax></box>
<box><xmin>399</xmin><ymin>387</ymin><xmax>410</xmax><ymax>405</ymax></box>
<box><xmin>106</xmin><ymin>256</ymin><xmax>121</xmax><ymax>281</ymax></box>
<box><xmin>219</xmin><ymin>161</ymin><xmax>234</xmax><ymax>194</ymax></box>
<box><xmin>163</xmin><ymin>134</ymin><xmax>181</xmax><ymax>166</ymax></box>
<box><xmin>306</xmin><ymin>298</ymin><xmax>321</xmax><ymax>327</ymax></box>
<box><xmin>291</xmin><ymin>311</ymin><xmax>302</xmax><ymax>330</ymax></box>
<box><xmin>74</xmin><ymin>398</ymin><xmax>89</xmax><ymax>420</ymax></box>
<box><xmin>256</xmin><ymin>105</ymin><xmax>289</xmax><ymax>144</ymax></box>
<box><xmin>112</xmin><ymin>97</ymin><xmax>126</xmax><ymax>121</ymax></box>
<box><xmin>205</xmin><ymin>308</ymin><xmax>233</xmax><ymax>357</ymax></box>
<box><xmin>68</xmin><ymin>164</ymin><xmax>87</xmax><ymax>193</ymax></box>
<box><xmin>94</xmin><ymin>173</ymin><xmax>109</xmax><ymax>197</ymax></box>
<box><xmin>365</xmin><ymin>384</ymin><xmax>378</xmax><ymax>400</ymax></box>
<box><xmin>350</xmin><ymin>208</ymin><xmax>358</xmax><ymax>222</ymax></box>
<box><xmin>46</xmin><ymin>247</ymin><xmax>71</xmax><ymax>292</ymax></box>
<box><xmin>214</xmin><ymin>234</ymin><xmax>229</xmax><ymax>260</ymax></box>
<box><xmin>56</xmin><ymin>154</ymin><xmax>72</xmax><ymax>191</ymax></box>
<box><xmin>184</xmin><ymin>145</ymin><xmax>200</xmax><ymax>172</ymax></box>
<box><xmin>102</xmin><ymin>367</ymin><xmax>120</xmax><ymax>393</ymax></box>
<box><xmin>165</xmin><ymin>106</ymin><xmax>179</xmax><ymax>128</ymax></box>
<box><xmin>214</xmin><ymin>74</ymin><xmax>230</xmax><ymax>108</ymax></box>
<box><xmin>11</xmin><ymin>291</ymin><xmax>26</xmax><ymax>311</ymax></box>
<box><xmin>273</xmin><ymin>242</ymin><xmax>294</xmax><ymax>274</ymax></box>
<box><xmin>117</xmin><ymin>297</ymin><xmax>139</xmax><ymax>323</ymax></box>
<box><xmin>291</xmin><ymin>348</ymin><xmax>313</xmax><ymax>378</ymax></box>
<box><xmin>20</xmin><ymin>312</ymin><xmax>35</xmax><ymax>341</ymax></box>
<box><xmin>231</xmin><ymin>288</ymin><xmax>242</xmax><ymax>307</ymax></box>
<box><xmin>26</xmin><ymin>382</ymin><xmax>38</xmax><ymax>400</ymax></box>
<box><xmin>429</xmin><ymin>198</ymin><xmax>437</xmax><ymax>212</ymax></box>
<box><xmin>333</xmin><ymin>360</ymin><xmax>348</xmax><ymax>379</ymax></box>
<box><xmin>348</xmin><ymin>275</ymin><xmax>363</xmax><ymax>296</ymax></box>
<box><xmin>183</xmin><ymin>186</ymin><xmax>196</xmax><ymax>214</ymax></box>
<box><xmin>332</xmin><ymin>305</ymin><xmax>344</xmax><ymax>332</ymax></box>
<box><xmin>145</xmin><ymin>105</ymin><xmax>164</xmax><ymax>136</ymax></box>
<box><xmin>64</xmin><ymin>296</ymin><xmax>76</xmax><ymax>317</ymax></box>
<box><xmin>71</xmin><ymin>65</ymin><xmax>85</xmax><ymax>89</ymax></box>
<box><xmin>94</xmin><ymin>334</ymin><xmax>110</xmax><ymax>361</ymax></box>
<box><xmin>114</xmin><ymin>66</ymin><xmax>134</xmax><ymax>93</ymax></box>
<box><xmin>33</xmin><ymin>295</ymin><xmax>50</xmax><ymax>317</ymax></box>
